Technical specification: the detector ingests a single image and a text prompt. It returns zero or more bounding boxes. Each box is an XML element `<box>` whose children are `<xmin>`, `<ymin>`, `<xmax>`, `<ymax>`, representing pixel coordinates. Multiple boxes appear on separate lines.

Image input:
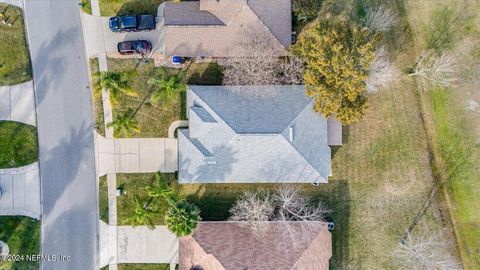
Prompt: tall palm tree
<box><xmin>147</xmin><ymin>72</ymin><xmax>186</xmax><ymax>105</ymax></box>
<box><xmin>123</xmin><ymin>196</ymin><xmax>157</xmax><ymax>230</ymax></box>
<box><xmin>93</xmin><ymin>71</ymin><xmax>137</xmax><ymax>105</ymax></box>
<box><xmin>165</xmin><ymin>200</ymin><xmax>201</xmax><ymax>237</ymax></box>
<box><xmin>145</xmin><ymin>173</ymin><xmax>176</xmax><ymax>206</ymax></box>
<box><xmin>107</xmin><ymin>109</ymin><xmax>140</xmax><ymax>138</ymax></box>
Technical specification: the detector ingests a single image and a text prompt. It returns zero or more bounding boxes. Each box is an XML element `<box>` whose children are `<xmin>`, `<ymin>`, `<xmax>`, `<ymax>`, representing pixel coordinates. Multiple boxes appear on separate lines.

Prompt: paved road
<box><xmin>23</xmin><ymin>1</ymin><xmax>98</xmax><ymax>269</ymax></box>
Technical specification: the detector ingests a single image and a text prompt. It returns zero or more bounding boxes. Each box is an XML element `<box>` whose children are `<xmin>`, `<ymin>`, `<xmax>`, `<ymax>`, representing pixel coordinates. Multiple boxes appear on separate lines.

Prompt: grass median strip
<box><xmin>0</xmin><ymin>4</ymin><xmax>31</xmax><ymax>86</ymax></box>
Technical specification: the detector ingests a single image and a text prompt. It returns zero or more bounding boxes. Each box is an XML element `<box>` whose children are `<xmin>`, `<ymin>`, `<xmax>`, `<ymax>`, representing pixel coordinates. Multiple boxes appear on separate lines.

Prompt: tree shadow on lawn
<box><xmin>117</xmin><ymin>0</ymin><xmax>164</xmax><ymax>16</ymax></box>
<box><xmin>186</xmin><ymin>62</ymin><xmax>223</xmax><ymax>85</ymax></box>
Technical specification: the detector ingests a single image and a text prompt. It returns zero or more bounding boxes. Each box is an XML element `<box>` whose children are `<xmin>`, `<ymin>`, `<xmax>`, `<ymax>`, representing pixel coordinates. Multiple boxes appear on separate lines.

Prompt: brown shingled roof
<box><xmin>162</xmin><ymin>0</ymin><xmax>292</xmax><ymax>57</ymax></box>
<box><xmin>179</xmin><ymin>221</ymin><xmax>332</xmax><ymax>270</ymax></box>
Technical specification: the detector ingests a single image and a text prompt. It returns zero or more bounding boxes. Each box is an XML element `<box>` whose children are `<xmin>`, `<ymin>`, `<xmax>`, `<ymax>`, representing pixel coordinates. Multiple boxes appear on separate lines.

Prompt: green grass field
<box><xmin>0</xmin><ymin>217</ymin><xmax>40</xmax><ymax>270</ymax></box>
<box><xmin>97</xmin><ymin>0</ymin><xmax>480</xmax><ymax>268</ymax></box>
<box><xmin>117</xmin><ymin>264</ymin><xmax>171</xmax><ymax>270</ymax></box>
<box><xmin>106</xmin><ymin>59</ymin><xmax>183</xmax><ymax>138</ymax></box>
<box><xmin>99</xmin><ymin>0</ymin><xmax>164</xmax><ymax>17</ymax></box>
<box><xmin>0</xmin><ymin>4</ymin><xmax>31</xmax><ymax>86</ymax></box>
<box><xmin>89</xmin><ymin>58</ymin><xmax>106</xmax><ymax>137</ymax></box>
<box><xmin>405</xmin><ymin>0</ymin><xmax>480</xmax><ymax>268</ymax></box>
<box><xmin>116</xmin><ymin>173</ymin><xmax>177</xmax><ymax>225</ymax></box>
<box><xmin>0</xmin><ymin>121</ymin><xmax>38</xmax><ymax>169</ymax></box>
<box><xmin>104</xmin><ymin>59</ymin><xmax>221</xmax><ymax>138</ymax></box>
<box><xmin>99</xmin><ymin>175</ymin><xmax>109</xmax><ymax>224</ymax></box>
<box><xmin>428</xmin><ymin>89</ymin><xmax>480</xmax><ymax>269</ymax></box>
<box><xmin>81</xmin><ymin>0</ymin><xmax>92</xmax><ymax>14</ymax></box>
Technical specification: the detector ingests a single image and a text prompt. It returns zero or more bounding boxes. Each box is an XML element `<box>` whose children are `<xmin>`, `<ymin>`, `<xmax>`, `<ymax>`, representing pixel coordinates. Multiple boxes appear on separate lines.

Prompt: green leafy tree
<box><xmin>93</xmin><ymin>71</ymin><xmax>137</xmax><ymax>106</ymax></box>
<box><xmin>123</xmin><ymin>196</ymin><xmax>158</xmax><ymax>230</ymax></box>
<box><xmin>147</xmin><ymin>72</ymin><xmax>186</xmax><ymax>105</ymax></box>
<box><xmin>292</xmin><ymin>17</ymin><xmax>376</xmax><ymax>124</ymax></box>
<box><xmin>145</xmin><ymin>173</ymin><xmax>176</xmax><ymax>206</ymax></box>
<box><xmin>107</xmin><ymin>109</ymin><xmax>140</xmax><ymax>138</ymax></box>
<box><xmin>166</xmin><ymin>200</ymin><xmax>201</xmax><ymax>237</ymax></box>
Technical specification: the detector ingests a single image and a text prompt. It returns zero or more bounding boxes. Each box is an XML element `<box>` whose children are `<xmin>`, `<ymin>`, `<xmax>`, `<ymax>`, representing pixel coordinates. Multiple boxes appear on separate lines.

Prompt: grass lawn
<box><xmin>426</xmin><ymin>89</ymin><xmax>480</xmax><ymax>269</ymax></box>
<box><xmin>81</xmin><ymin>0</ymin><xmax>92</xmax><ymax>14</ymax></box>
<box><xmin>115</xmin><ymin>77</ymin><xmax>440</xmax><ymax>269</ymax></box>
<box><xmin>99</xmin><ymin>0</ymin><xmax>164</xmax><ymax>17</ymax></box>
<box><xmin>116</xmin><ymin>173</ymin><xmax>177</xmax><ymax>225</ymax></box>
<box><xmin>0</xmin><ymin>121</ymin><xmax>38</xmax><ymax>169</ymax></box>
<box><xmin>404</xmin><ymin>0</ymin><xmax>480</xmax><ymax>268</ymax></box>
<box><xmin>117</xmin><ymin>264</ymin><xmax>172</xmax><ymax>270</ymax></box>
<box><xmin>99</xmin><ymin>175</ymin><xmax>109</xmax><ymax>224</ymax></box>
<box><xmin>112</xmin><ymin>30</ymin><xmax>449</xmax><ymax>270</ymax></box>
<box><xmin>106</xmin><ymin>59</ymin><xmax>221</xmax><ymax>138</ymax></box>
<box><xmin>0</xmin><ymin>4</ymin><xmax>31</xmax><ymax>86</ymax></box>
<box><xmin>0</xmin><ymin>216</ymin><xmax>40</xmax><ymax>270</ymax></box>
<box><xmin>89</xmin><ymin>58</ymin><xmax>106</xmax><ymax>136</ymax></box>
<box><xmin>111</xmin><ymin>0</ymin><xmax>475</xmax><ymax>268</ymax></box>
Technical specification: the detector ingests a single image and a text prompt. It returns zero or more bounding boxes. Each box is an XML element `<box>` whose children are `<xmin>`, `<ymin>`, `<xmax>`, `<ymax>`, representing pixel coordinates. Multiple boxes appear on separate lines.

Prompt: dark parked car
<box><xmin>117</xmin><ymin>40</ymin><xmax>152</xmax><ymax>55</ymax></box>
<box><xmin>109</xmin><ymin>15</ymin><xmax>156</xmax><ymax>32</ymax></box>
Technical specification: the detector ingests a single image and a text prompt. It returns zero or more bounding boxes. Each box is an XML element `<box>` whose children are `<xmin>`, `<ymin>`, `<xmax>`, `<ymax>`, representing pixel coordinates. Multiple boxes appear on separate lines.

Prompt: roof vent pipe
<box><xmin>288</xmin><ymin>126</ymin><xmax>294</xmax><ymax>142</ymax></box>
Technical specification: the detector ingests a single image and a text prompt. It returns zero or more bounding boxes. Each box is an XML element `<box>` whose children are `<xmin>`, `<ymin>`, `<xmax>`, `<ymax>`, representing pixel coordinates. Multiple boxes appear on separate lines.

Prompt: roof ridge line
<box><xmin>245</xmin><ymin>1</ymin><xmax>286</xmax><ymax>48</ymax></box>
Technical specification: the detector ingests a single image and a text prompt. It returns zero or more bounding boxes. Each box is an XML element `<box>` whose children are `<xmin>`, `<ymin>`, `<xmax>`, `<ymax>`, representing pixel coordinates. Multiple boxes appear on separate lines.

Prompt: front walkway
<box><xmin>0</xmin><ymin>162</ymin><xmax>41</xmax><ymax>219</ymax></box>
<box><xmin>0</xmin><ymin>81</ymin><xmax>36</xmax><ymax>126</ymax></box>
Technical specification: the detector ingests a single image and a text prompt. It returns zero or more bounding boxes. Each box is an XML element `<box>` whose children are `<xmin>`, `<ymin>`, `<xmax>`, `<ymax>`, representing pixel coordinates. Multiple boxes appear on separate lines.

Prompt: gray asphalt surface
<box><xmin>23</xmin><ymin>1</ymin><xmax>98</xmax><ymax>269</ymax></box>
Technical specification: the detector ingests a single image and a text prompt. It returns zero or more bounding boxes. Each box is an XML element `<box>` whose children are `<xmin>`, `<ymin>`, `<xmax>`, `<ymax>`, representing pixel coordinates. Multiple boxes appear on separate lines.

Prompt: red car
<box><xmin>117</xmin><ymin>40</ymin><xmax>152</xmax><ymax>55</ymax></box>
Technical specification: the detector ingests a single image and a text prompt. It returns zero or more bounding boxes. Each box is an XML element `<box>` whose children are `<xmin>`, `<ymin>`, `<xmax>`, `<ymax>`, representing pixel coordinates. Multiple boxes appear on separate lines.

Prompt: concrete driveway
<box><xmin>117</xmin><ymin>226</ymin><xmax>178</xmax><ymax>264</ymax></box>
<box><xmin>0</xmin><ymin>163</ymin><xmax>41</xmax><ymax>219</ymax></box>
<box><xmin>0</xmin><ymin>81</ymin><xmax>36</xmax><ymax>126</ymax></box>
<box><xmin>81</xmin><ymin>7</ymin><xmax>165</xmax><ymax>58</ymax></box>
<box><xmin>95</xmin><ymin>133</ymin><xmax>178</xmax><ymax>176</ymax></box>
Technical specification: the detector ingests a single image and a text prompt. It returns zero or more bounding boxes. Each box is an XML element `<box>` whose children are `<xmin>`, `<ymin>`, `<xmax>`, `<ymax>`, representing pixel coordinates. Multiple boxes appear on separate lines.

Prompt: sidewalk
<box><xmin>0</xmin><ymin>162</ymin><xmax>41</xmax><ymax>219</ymax></box>
<box><xmin>0</xmin><ymin>81</ymin><xmax>37</xmax><ymax>126</ymax></box>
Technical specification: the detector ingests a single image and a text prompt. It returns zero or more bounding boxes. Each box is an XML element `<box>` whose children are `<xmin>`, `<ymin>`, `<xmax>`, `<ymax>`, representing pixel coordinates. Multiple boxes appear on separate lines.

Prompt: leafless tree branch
<box><xmin>394</xmin><ymin>232</ymin><xmax>461</xmax><ymax>270</ymax></box>
<box><xmin>410</xmin><ymin>50</ymin><xmax>458</xmax><ymax>89</ymax></box>
<box><xmin>364</xmin><ymin>6</ymin><xmax>398</xmax><ymax>32</ymax></box>
<box><xmin>366</xmin><ymin>46</ymin><xmax>400</xmax><ymax>92</ymax></box>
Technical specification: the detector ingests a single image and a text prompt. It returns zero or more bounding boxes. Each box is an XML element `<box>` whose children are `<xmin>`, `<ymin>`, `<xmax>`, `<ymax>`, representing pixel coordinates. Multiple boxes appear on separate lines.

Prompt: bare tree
<box><xmin>366</xmin><ymin>46</ymin><xmax>399</xmax><ymax>92</ymax></box>
<box><xmin>222</xmin><ymin>27</ymin><xmax>303</xmax><ymax>97</ymax></box>
<box><xmin>222</xmin><ymin>26</ymin><xmax>281</xmax><ymax>89</ymax></box>
<box><xmin>229</xmin><ymin>190</ymin><xmax>275</xmax><ymax>235</ymax></box>
<box><xmin>229</xmin><ymin>187</ymin><xmax>329</xmax><ymax>237</ymax></box>
<box><xmin>364</xmin><ymin>6</ymin><xmax>398</xmax><ymax>32</ymax></box>
<box><xmin>273</xmin><ymin>186</ymin><xmax>329</xmax><ymax>222</ymax></box>
<box><xmin>278</xmin><ymin>55</ymin><xmax>304</xmax><ymax>85</ymax></box>
<box><xmin>409</xmin><ymin>50</ymin><xmax>458</xmax><ymax>89</ymax></box>
<box><xmin>394</xmin><ymin>232</ymin><xmax>461</xmax><ymax>270</ymax></box>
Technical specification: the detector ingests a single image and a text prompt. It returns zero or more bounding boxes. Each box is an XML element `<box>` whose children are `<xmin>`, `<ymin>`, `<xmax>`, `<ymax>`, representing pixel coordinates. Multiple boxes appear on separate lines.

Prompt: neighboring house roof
<box><xmin>161</xmin><ymin>0</ymin><xmax>291</xmax><ymax>57</ymax></box>
<box><xmin>178</xmin><ymin>85</ymin><xmax>341</xmax><ymax>184</ymax></box>
<box><xmin>179</xmin><ymin>221</ymin><xmax>332</xmax><ymax>270</ymax></box>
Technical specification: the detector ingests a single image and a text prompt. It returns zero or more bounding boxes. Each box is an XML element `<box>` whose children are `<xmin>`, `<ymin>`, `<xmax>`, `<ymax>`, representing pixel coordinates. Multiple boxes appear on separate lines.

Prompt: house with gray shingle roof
<box><xmin>178</xmin><ymin>85</ymin><xmax>342</xmax><ymax>184</ymax></box>
<box><xmin>160</xmin><ymin>0</ymin><xmax>292</xmax><ymax>58</ymax></box>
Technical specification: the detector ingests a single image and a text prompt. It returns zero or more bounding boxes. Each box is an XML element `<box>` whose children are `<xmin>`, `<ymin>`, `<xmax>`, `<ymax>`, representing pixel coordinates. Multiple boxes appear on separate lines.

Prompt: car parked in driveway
<box><xmin>117</xmin><ymin>40</ymin><xmax>152</xmax><ymax>55</ymax></box>
<box><xmin>109</xmin><ymin>15</ymin><xmax>156</xmax><ymax>32</ymax></box>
